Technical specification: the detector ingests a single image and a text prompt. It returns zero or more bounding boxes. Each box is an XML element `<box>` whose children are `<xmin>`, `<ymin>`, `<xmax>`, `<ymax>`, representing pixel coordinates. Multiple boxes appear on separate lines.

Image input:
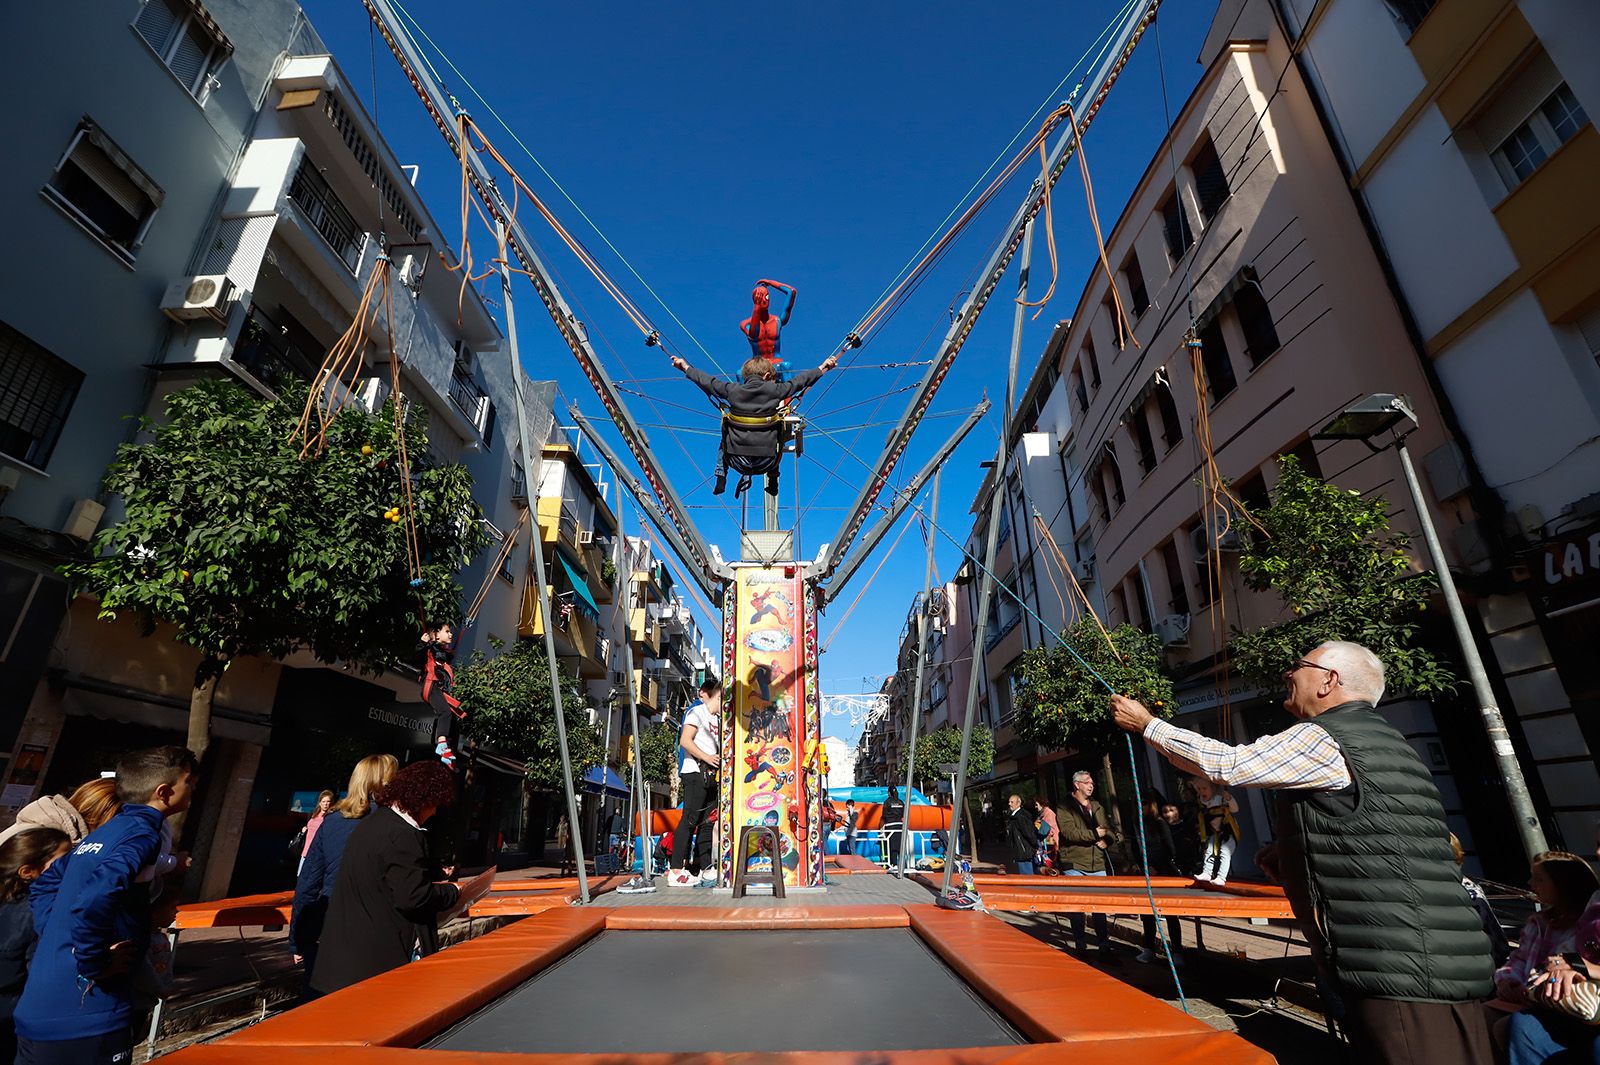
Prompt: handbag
<box><xmin>1543</xmin><ymin>977</ymin><xmax>1600</xmax><ymax>1025</ymax></box>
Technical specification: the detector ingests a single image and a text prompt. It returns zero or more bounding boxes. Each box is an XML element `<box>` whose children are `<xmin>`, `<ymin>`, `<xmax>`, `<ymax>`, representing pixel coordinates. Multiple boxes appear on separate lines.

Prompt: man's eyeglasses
<box><xmin>1284</xmin><ymin>658</ymin><xmax>1335</xmax><ymax>677</ymax></box>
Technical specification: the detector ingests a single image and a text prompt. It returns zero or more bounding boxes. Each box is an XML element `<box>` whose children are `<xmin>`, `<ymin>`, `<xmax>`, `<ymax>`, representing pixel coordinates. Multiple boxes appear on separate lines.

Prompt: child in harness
<box><xmin>671</xmin><ymin>353</ymin><xmax>839</xmax><ymax>497</ymax></box>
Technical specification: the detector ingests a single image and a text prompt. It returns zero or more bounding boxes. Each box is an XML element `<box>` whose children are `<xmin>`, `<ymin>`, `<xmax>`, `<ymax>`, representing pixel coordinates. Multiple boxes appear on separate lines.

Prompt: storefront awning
<box><xmin>581</xmin><ymin>765</ymin><xmax>629</xmax><ymax>798</ymax></box>
<box><xmin>558</xmin><ymin>553</ymin><xmax>600</xmax><ymax>619</ymax></box>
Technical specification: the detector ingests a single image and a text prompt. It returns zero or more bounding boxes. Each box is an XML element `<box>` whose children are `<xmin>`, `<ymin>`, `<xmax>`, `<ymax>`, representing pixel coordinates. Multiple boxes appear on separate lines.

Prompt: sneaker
<box><xmin>1210</xmin><ymin>877</ymin><xmax>1228</xmax><ymax>887</ymax></box>
<box><xmin>664</xmin><ymin>869</ymin><xmax>694</xmax><ymax>888</ymax></box>
<box><xmin>1135</xmin><ymin>949</ymin><xmax>1158</xmax><ymax>964</ymax></box>
<box><xmin>616</xmin><ymin>876</ymin><xmax>657</xmax><ymax>895</ymax></box>
<box><xmin>695</xmin><ymin>872</ymin><xmax>719</xmax><ymax>888</ymax></box>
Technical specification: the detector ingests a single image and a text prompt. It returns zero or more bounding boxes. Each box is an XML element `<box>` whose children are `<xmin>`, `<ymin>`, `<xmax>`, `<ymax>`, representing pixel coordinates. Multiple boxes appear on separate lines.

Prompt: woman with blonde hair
<box><xmin>0</xmin><ymin>777</ymin><xmax>123</xmax><ymax>849</ymax></box>
<box><xmin>289</xmin><ymin>754</ymin><xmax>398</xmax><ymax>970</ymax></box>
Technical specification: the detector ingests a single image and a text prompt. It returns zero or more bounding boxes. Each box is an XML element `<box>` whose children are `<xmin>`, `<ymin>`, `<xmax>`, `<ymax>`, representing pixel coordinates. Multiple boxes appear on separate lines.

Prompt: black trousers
<box><xmin>671</xmin><ymin>771</ymin><xmax>717</xmax><ymax>873</ymax></box>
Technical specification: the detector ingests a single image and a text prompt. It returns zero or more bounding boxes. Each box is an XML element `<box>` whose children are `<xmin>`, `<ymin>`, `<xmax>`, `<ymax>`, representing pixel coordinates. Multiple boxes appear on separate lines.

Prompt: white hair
<box><xmin>1313</xmin><ymin>641</ymin><xmax>1386</xmax><ymax>704</ymax></box>
<box><xmin>1072</xmin><ymin>770</ymin><xmax>1094</xmax><ymax>785</ymax></box>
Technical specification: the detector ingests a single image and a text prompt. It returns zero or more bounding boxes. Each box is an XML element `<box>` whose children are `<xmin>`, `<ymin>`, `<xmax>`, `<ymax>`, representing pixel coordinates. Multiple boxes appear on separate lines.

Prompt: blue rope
<box><xmin>896</xmin><ymin>499</ymin><xmax>1191</xmax><ymax>1010</ymax></box>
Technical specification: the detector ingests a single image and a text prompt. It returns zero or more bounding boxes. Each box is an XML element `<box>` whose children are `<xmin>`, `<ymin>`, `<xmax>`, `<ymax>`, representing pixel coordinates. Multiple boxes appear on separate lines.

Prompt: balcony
<box><xmin>633</xmin><ymin>670</ymin><xmax>659</xmax><ymax>711</ymax></box>
<box><xmin>448</xmin><ymin>358</ymin><xmax>491</xmax><ymax>433</ymax></box>
<box><xmin>288</xmin><ymin>156</ymin><xmax>363</xmax><ymax>273</ymax></box>
<box><xmin>232</xmin><ymin>305</ymin><xmax>319</xmax><ymax>386</ymax></box>
<box><xmin>629</xmin><ymin>609</ymin><xmax>660</xmax><ymax>654</ymax></box>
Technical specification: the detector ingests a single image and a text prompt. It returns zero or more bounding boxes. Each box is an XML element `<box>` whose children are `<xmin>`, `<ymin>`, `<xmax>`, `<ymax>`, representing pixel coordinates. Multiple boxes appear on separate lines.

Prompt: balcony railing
<box><xmin>448</xmin><ymin>364</ymin><xmax>490</xmax><ymax>432</ymax></box>
<box><xmin>234</xmin><ymin>305</ymin><xmax>318</xmax><ymax>385</ymax></box>
<box><xmin>288</xmin><ymin>157</ymin><xmax>363</xmax><ymax>271</ymax></box>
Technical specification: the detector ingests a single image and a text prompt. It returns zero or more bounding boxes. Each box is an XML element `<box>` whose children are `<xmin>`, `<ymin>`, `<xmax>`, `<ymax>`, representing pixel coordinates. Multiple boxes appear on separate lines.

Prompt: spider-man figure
<box><xmin>740</xmin><ymin>280</ymin><xmax>796</xmax><ymax>376</ymax></box>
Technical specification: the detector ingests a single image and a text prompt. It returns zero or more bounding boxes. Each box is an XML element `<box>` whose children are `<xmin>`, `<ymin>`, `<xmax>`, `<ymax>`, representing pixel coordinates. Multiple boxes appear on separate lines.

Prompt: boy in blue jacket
<box><xmin>15</xmin><ymin>746</ymin><xmax>198</xmax><ymax>1065</ymax></box>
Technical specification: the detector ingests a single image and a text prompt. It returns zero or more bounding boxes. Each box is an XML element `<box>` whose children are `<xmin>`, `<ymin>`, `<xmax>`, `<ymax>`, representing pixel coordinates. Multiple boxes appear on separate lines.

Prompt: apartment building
<box><xmin>1280</xmin><ymin>0</ymin><xmax>1600</xmax><ymax>852</ymax></box>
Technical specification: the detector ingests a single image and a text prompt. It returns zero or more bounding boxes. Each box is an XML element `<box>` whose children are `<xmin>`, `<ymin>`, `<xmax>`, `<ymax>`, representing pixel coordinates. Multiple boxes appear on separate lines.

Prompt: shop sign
<box><xmin>1530</xmin><ymin>523</ymin><xmax>1600</xmax><ymax>615</ymax></box>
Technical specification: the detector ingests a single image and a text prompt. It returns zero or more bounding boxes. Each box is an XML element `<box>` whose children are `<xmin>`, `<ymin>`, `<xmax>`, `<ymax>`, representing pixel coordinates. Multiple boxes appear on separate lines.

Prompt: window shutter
<box><xmin>134</xmin><ymin>0</ymin><xmax>180</xmax><ymax>55</ymax></box>
<box><xmin>68</xmin><ymin>141</ymin><xmax>148</xmax><ymax>219</ymax></box>
<box><xmin>168</xmin><ymin>19</ymin><xmax>213</xmax><ymax>91</ymax></box>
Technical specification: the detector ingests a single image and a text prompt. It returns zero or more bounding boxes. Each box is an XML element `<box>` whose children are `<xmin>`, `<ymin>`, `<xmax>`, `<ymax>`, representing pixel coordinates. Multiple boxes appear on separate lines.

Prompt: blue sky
<box><xmin>302</xmin><ymin>0</ymin><xmax>1218</xmax><ymax>746</ymax></box>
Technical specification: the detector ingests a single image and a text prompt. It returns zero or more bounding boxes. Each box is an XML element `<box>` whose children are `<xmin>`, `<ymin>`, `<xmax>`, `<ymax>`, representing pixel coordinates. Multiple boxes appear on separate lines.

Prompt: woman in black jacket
<box><xmin>309</xmin><ymin>761</ymin><xmax>460</xmax><ymax>996</ymax></box>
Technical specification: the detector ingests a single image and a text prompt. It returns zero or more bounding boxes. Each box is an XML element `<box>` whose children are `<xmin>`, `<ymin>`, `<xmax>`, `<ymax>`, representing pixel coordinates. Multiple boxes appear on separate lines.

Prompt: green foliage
<box><xmin>600</xmin><ymin>557</ymin><xmax>618</xmax><ymax>590</ymax></box>
<box><xmin>1230</xmin><ymin>455</ymin><xmax>1454</xmax><ymax>697</ymax></box>
<box><xmin>453</xmin><ymin>638</ymin><xmax>604</xmax><ymax>790</ymax></box>
<box><xmin>898</xmin><ymin>724</ymin><xmax>994</xmax><ymax>791</ymax></box>
<box><xmin>636</xmin><ymin>721</ymin><xmax>679</xmax><ymax>787</ymax></box>
<box><xmin>1014</xmin><ymin>621</ymin><xmax>1175</xmax><ymax>752</ymax></box>
<box><xmin>66</xmin><ymin>377</ymin><xmax>489</xmax><ymax>685</ymax></box>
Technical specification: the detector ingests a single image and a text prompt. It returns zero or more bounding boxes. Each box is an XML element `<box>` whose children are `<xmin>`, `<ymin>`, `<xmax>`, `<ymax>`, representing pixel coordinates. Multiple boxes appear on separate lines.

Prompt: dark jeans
<box><xmin>1506</xmin><ymin>1009</ymin><xmax>1600</xmax><ymax>1065</ymax></box>
<box><xmin>17</xmin><ymin>1028</ymin><xmax>134</xmax><ymax>1065</ymax></box>
<box><xmin>1141</xmin><ymin>913</ymin><xmax>1183</xmax><ymax>952</ymax></box>
<box><xmin>671</xmin><ymin>771</ymin><xmax>717</xmax><ymax>873</ymax></box>
<box><xmin>1064</xmin><ymin>869</ymin><xmax>1112</xmax><ymax>950</ymax></box>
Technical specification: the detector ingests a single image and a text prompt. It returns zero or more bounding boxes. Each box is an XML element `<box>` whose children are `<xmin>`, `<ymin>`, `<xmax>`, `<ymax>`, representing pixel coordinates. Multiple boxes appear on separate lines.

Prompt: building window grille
<box><xmin>1191</xmin><ymin>137</ymin><xmax>1231</xmax><ymax>223</ymax></box>
<box><xmin>43</xmin><ymin>121</ymin><xmax>162</xmax><ymax>262</ymax></box>
<box><xmin>133</xmin><ymin>0</ymin><xmax>231</xmax><ymax>101</ymax></box>
<box><xmin>0</xmin><ymin>320</ymin><xmax>83</xmax><ymax>469</ymax></box>
<box><xmin>1160</xmin><ymin>188</ymin><xmax>1193</xmax><ymax>264</ymax></box>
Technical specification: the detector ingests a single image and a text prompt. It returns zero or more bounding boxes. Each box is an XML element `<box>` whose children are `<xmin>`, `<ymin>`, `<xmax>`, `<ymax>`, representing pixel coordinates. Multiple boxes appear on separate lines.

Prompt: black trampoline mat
<box><xmin>425</xmin><ymin>928</ymin><xmax>1027</xmax><ymax>1053</ymax></box>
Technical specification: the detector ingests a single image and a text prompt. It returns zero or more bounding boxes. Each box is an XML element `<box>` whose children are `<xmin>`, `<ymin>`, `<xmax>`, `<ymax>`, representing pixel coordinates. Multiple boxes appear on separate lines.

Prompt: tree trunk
<box><xmin>171</xmin><ymin>658</ymin><xmax>222</xmax><ymax>841</ymax></box>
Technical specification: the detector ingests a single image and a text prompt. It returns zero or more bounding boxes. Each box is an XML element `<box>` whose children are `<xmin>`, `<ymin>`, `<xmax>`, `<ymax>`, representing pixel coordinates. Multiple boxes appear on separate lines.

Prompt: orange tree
<box><xmin>66</xmin><ymin>377</ymin><xmax>488</xmax><ymax>762</ymax></box>
<box><xmin>1013</xmin><ymin>620</ymin><xmax>1175</xmax><ymax>753</ymax></box>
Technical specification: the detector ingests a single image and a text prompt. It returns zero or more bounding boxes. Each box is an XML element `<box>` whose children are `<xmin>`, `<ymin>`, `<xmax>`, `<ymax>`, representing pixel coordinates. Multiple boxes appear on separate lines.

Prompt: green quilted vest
<box><xmin>1275</xmin><ymin>702</ymin><xmax>1492</xmax><ymax>1002</ymax></box>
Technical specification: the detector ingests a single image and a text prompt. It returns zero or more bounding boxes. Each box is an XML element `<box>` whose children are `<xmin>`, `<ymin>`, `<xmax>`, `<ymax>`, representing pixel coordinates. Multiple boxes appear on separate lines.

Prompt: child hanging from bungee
<box><xmin>1190</xmin><ymin>776</ymin><xmax>1240</xmax><ymax>886</ymax></box>
<box><xmin>419</xmin><ymin>622</ymin><xmax>464</xmax><ymax>768</ymax></box>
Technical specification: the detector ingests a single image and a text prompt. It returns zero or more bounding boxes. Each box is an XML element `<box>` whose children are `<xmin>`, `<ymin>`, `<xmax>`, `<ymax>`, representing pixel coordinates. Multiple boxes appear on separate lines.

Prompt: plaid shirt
<box><xmin>1143</xmin><ymin>718</ymin><xmax>1352</xmax><ymax>791</ymax></box>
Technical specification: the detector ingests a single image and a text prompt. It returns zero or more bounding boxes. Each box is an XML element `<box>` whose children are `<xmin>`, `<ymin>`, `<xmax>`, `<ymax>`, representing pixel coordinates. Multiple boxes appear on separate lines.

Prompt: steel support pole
<box><xmin>942</xmin><ymin>220</ymin><xmax>1033</xmax><ymax>895</ymax></box>
<box><xmin>615</xmin><ymin>502</ymin><xmax>654</xmax><ymax>882</ymax></box>
<box><xmin>1395</xmin><ymin>436</ymin><xmax>1548</xmax><ymax>863</ymax></box>
<box><xmin>896</xmin><ymin>470</ymin><xmax>940</xmax><ymax>876</ymax></box>
<box><xmin>497</xmin><ymin>225</ymin><xmax>588</xmax><ymax>902</ymax></box>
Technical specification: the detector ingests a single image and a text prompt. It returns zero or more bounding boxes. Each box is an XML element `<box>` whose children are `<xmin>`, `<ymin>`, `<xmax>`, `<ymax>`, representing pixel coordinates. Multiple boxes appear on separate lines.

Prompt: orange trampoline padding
<box><xmin>638</xmin><ymin>804</ymin><xmax>952</xmax><ymax>835</ymax></box>
<box><xmin>829</xmin><ymin>853</ymin><xmax>885</xmax><ymax>873</ymax></box>
<box><xmin>162</xmin><ymin>1038</ymin><xmax>1259</xmax><ymax>1064</ymax></box>
<box><xmin>172</xmin><ymin>892</ymin><xmax>294</xmax><ymax>930</ymax></box>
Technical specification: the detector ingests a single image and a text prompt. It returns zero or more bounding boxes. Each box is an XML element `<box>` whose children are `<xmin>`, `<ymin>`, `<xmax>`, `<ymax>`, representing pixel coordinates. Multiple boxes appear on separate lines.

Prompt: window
<box><xmin>1234</xmin><ymin>471</ymin><xmax>1270</xmax><ymax>512</ymax></box>
<box><xmin>289</xmin><ymin>156</ymin><xmax>363</xmax><ymax>271</ymax></box>
<box><xmin>0</xmin><ymin>320</ymin><xmax>83</xmax><ymax>469</ymax></box>
<box><xmin>133</xmin><ymin>0</ymin><xmax>230</xmax><ymax>100</ymax></box>
<box><xmin>1161</xmin><ymin>539</ymin><xmax>1190</xmax><ymax>615</ymax></box>
<box><xmin>1282</xmin><ymin>437</ymin><xmax>1324</xmax><ymax>479</ymax></box>
<box><xmin>1190</xmin><ymin>136</ymin><xmax>1230</xmax><ymax>223</ymax></box>
<box><xmin>1197</xmin><ymin>319</ymin><xmax>1236</xmax><ymax>403</ymax></box>
<box><xmin>1105</xmin><ymin>446</ymin><xmax>1126</xmax><ymax>509</ymax></box>
<box><xmin>1127</xmin><ymin>576</ymin><xmax>1151</xmax><ymax>631</ymax></box>
<box><xmin>498</xmin><ymin>537</ymin><xmax>516</xmax><ymax>584</ymax></box>
<box><xmin>1071</xmin><ymin>367</ymin><xmax>1089</xmax><ymax>413</ymax></box>
<box><xmin>1186</xmin><ymin>520</ymin><xmax>1218</xmax><ymax>606</ymax></box>
<box><xmin>1089</xmin><ymin>471</ymin><xmax>1110</xmax><ymax>522</ymax></box>
<box><xmin>1579</xmin><ymin>302</ymin><xmax>1600</xmax><ymax>368</ymax></box>
<box><xmin>1235</xmin><ymin>283</ymin><xmax>1281</xmax><ymax>367</ymax></box>
<box><xmin>1109</xmin><ymin>586</ymin><xmax>1128</xmax><ymax>626</ymax></box>
<box><xmin>1083</xmin><ymin>338</ymin><xmax>1102</xmax><ymax>388</ymax></box>
<box><xmin>1155</xmin><ymin>382</ymin><xmax>1184</xmax><ymax>449</ymax></box>
<box><xmin>511</xmin><ymin>460</ymin><xmax>528</xmax><ymax>501</ymax></box>
<box><xmin>1491</xmin><ymin>84</ymin><xmax>1590</xmax><ymax>188</ymax></box>
<box><xmin>43</xmin><ymin>121</ymin><xmax>162</xmax><ymax>261</ymax></box>
<box><xmin>1131</xmin><ymin>407</ymin><xmax>1157</xmax><ymax>475</ymax></box>
<box><xmin>1123</xmin><ymin>252</ymin><xmax>1150</xmax><ymax>317</ymax></box>
<box><xmin>1382</xmin><ymin>0</ymin><xmax>1436</xmax><ymax>34</ymax></box>
<box><xmin>1160</xmin><ymin>188</ymin><xmax>1194</xmax><ymax>264</ymax></box>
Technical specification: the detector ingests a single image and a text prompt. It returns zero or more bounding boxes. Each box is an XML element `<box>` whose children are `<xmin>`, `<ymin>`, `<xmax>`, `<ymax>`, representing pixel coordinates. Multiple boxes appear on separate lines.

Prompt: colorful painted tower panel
<box><xmin>718</xmin><ymin>566</ymin><xmax>822</xmax><ymax>887</ymax></box>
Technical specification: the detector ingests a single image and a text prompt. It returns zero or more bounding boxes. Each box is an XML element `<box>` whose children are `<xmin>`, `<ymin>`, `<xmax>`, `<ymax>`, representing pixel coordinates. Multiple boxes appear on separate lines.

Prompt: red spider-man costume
<box><xmin>740</xmin><ymin>280</ymin><xmax>796</xmax><ymax>368</ymax></box>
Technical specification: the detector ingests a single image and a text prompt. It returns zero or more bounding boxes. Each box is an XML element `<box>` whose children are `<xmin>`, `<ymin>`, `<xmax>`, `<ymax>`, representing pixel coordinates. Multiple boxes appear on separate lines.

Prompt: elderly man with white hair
<box><xmin>1112</xmin><ymin>640</ymin><xmax>1494</xmax><ymax>1065</ymax></box>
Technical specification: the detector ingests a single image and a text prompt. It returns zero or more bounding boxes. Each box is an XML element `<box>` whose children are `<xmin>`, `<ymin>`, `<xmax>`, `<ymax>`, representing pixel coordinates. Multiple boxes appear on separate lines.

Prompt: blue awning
<box><xmin>559</xmin><ymin>553</ymin><xmax>600</xmax><ymax>619</ymax></box>
<box><xmin>581</xmin><ymin>765</ymin><xmax>629</xmax><ymax>798</ymax></box>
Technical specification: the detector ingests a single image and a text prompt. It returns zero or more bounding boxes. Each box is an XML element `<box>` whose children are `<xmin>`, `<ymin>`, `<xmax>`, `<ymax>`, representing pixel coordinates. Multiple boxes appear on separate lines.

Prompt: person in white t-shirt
<box><xmin>667</xmin><ymin>678</ymin><xmax>723</xmax><ymax>887</ymax></box>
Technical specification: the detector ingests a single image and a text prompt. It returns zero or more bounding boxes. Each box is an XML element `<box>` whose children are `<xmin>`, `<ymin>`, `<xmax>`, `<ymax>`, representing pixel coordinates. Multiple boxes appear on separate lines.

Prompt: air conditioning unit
<box><xmin>579</xmin><ymin>529</ymin><xmax>595</xmax><ymax>546</ymax></box>
<box><xmin>160</xmin><ymin>275</ymin><xmax>236</xmax><ymax>323</ymax></box>
<box><xmin>1155</xmin><ymin>613</ymin><xmax>1191</xmax><ymax>648</ymax></box>
<box><xmin>352</xmin><ymin>377</ymin><xmax>389</xmax><ymax>414</ymax></box>
<box><xmin>1190</xmin><ymin>511</ymin><xmax>1241</xmax><ymax>562</ymax></box>
<box><xmin>1072</xmin><ymin>559</ymin><xmax>1095</xmax><ymax>585</ymax></box>
<box><xmin>62</xmin><ymin>498</ymin><xmax>105</xmax><ymax>541</ymax></box>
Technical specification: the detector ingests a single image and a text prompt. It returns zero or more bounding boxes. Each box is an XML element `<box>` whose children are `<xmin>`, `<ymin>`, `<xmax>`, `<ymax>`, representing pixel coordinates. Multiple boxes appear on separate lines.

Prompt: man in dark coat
<box><xmin>310</xmin><ymin>763</ymin><xmax>460</xmax><ymax>996</ymax></box>
<box><xmin>1114</xmin><ymin>640</ymin><xmax>1495</xmax><ymax>1065</ymax></box>
<box><xmin>1004</xmin><ymin>794</ymin><xmax>1040</xmax><ymax>875</ymax></box>
<box><xmin>671</xmin><ymin>353</ymin><xmax>838</xmax><ymax>496</ymax></box>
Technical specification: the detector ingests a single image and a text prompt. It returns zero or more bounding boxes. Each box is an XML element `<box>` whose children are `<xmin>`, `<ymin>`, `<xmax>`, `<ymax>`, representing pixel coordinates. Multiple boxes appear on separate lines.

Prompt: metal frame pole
<box><xmin>822</xmin><ymin>400</ymin><xmax>989</xmax><ymax>603</ymax></box>
<box><xmin>896</xmin><ymin>470</ymin><xmax>941</xmax><ymax>876</ymax></box>
<box><xmin>497</xmin><ymin>223</ymin><xmax>588</xmax><ymax>902</ymax></box>
<box><xmin>615</xmin><ymin>501</ymin><xmax>655</xmax><ymax>882</ymax></box>
<box><xmin>817</xmin><ymin>0</ymin><xmax>1161</xmax><ymax>584</ymax></box>
<box><xmin>942</xmin><ymin>220</ymin><xmax>1033</xmax><ymax>895</ymax></box>
<box><xmin>1395</xmin><ymin>435</ymin><xmax>1547</xmax><ymax>862</ymax></box>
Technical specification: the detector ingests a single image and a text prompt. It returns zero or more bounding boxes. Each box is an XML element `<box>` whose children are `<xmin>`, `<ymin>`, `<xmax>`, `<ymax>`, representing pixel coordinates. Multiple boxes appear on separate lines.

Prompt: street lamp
<box><xmin>1316</xmin><ymin>394</ymin><xmax>1548</xmax><ymax>864</ymax></box>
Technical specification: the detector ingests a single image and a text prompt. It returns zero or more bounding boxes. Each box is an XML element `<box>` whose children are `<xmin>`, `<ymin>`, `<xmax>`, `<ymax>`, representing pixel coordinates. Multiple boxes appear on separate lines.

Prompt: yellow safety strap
<box><xmin>723</xmin><ymin>410</ymin><xmax>784</xmax><ymax>428</ymax></box>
